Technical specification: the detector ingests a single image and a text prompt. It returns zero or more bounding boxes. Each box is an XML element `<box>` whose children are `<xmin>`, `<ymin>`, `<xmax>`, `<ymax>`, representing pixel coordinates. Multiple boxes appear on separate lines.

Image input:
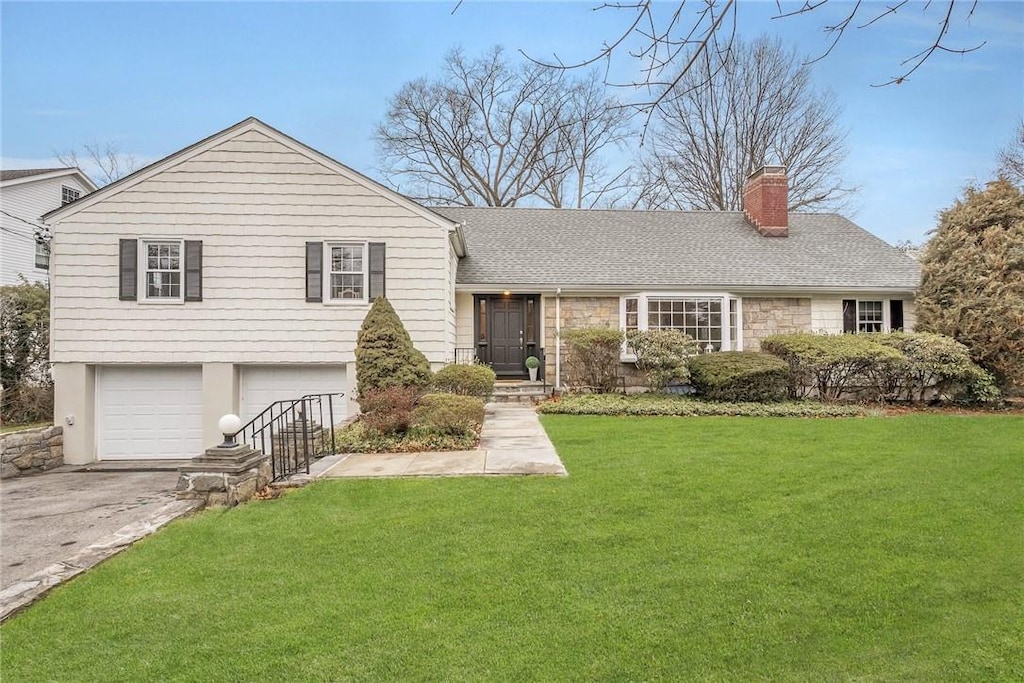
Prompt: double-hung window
<box><xmin>842</xmin><ymin>299</ymin><xmax>893</xmax><ymax>333</ymax></box>
<box><xmin>328</xmin><ymin>243</ymin><xmax>365</xmax><ymax>301</ymax></box>
<box><xmin>143</xmin><ymin>240</ymin><xmax>183</xmax><ymax>301</ymax></box>
<box><xmin>857</xmin><ymin>300</ymin><xmax>884</xmax><ymax>333</ymax></box>
<box><xmin>35</xmin><ymin>241</ymin><xmax>50</xmax><ymax>270</ymax></box>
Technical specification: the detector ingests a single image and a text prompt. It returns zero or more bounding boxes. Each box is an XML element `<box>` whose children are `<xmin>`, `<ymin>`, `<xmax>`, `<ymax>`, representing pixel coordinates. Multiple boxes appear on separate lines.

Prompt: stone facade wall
<box><xmin>742</xmin><ymin>297</ymin><xmax>812</xmax><ymax>351</ymax></box>
<box><xmin>1</xmin><ymin>425</ymin><xmax>63</xmax><ymax>479</ymax></box>
<box><xmin>543</xmin><ymin>295</ymin><xmax>642</xmax><ymax>388</ymax></box>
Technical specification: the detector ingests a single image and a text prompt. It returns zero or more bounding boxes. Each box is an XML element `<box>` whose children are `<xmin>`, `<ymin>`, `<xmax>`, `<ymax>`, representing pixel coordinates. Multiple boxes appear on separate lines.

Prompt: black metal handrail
<box><xmin>235</xmin><ymin>392</ymin><xmax>344</xmax><ymax>482</ymax></box>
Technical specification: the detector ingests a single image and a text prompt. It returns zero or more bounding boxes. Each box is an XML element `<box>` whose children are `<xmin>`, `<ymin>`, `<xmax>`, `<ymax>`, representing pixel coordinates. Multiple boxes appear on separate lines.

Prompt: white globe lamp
<box><xmin>218</xmin><ymin>414</ymin><xmax>243</xmax><ymax>447</ymax></box>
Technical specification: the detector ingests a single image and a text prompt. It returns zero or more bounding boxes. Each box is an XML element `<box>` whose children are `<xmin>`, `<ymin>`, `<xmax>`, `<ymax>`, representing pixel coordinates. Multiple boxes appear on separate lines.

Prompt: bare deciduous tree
<box><xmin>526</xmin><ymin>0</ymin><xmax>987</xmax><ymax>117</ymax></box>
<box><xmin>634</xmin><ymin>35</ymin><xmax>853</xmax><ymax>213</ymax></box>
<box><xmin>536</xmin><ymin>71</ymin><xmax>635</xmax><ymax>208</ymax></box>
<box><xmin>375</xmin><ymin>46</ymin><xmax>634</xmax><ymax>208</ymax></box>
<box><xmin>997</xmin><ymin>119</ymin><xmax>1024</xmax><ymax>188</ymax></box>
<box><xmin>55</xmin><ymin>141</ymin><xmax>139</xmax><ymax>186</ymax></box>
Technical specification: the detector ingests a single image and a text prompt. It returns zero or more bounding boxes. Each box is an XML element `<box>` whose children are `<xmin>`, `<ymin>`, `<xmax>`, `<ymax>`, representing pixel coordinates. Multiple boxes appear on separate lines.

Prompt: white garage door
<box><xmin>97</xmin><ymin>366</ymin><xmax>204</xmax><ymax>460</ymax></box>
<box><xmin>240</xmin><ymin>365</ymin><xmax>348</xmax><ymax>426</ymax></box>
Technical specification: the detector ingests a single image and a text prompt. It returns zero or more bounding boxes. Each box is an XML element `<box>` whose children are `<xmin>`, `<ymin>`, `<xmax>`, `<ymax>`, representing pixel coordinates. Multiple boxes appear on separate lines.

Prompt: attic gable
<box><xmin>41</xmin><ymin>118</ymin><xmax>462</xmax><ymax>244</ymax></box>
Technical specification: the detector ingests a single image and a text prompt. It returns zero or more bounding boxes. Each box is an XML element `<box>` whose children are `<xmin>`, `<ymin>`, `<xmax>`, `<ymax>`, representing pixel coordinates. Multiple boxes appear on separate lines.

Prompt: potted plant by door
<box><xmin>525</xmin><ymin>355</ymin><xmax>541</xmax><ymax>382</ymax></box>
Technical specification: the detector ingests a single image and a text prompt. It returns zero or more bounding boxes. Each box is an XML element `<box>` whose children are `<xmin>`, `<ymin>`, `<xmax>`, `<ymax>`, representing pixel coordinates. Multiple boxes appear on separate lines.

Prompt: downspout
<box><xmin>555</xmin><ymin>288</ymin><xmax>561</xmax><ymax>391</ymax></box>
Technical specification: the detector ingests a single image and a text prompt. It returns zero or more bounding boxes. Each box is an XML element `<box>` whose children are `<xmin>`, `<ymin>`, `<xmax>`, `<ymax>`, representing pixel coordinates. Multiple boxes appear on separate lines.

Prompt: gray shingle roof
<box><xmin>0</xmin><ymin>168</ymin><xmax>69</xmax><ymax>182</ymax></box>
<box><xmin>437</xmin><ymin>207</ymin><xmax>920</xmax><ymax>290</ymax></box>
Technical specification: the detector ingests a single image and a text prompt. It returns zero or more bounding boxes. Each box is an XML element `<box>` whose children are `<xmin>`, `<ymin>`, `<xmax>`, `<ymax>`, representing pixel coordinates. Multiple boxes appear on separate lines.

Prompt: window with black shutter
<box><xmin>890</xmin><ymin>300</ymin><xmax>904</xmax><ymax>331</ymax></box>
<box><xmin>119</xmin><ymin>239</ymin><xmax>138</xmax><ymax>301</ymax></box>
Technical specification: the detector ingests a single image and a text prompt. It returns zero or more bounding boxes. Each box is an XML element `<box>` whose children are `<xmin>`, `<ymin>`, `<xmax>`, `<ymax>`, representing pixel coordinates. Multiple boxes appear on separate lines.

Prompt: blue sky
<box><xmin>2</xmin><ymin>1</ymin><xmax>1021</xmax><ymax>244</ymax></box>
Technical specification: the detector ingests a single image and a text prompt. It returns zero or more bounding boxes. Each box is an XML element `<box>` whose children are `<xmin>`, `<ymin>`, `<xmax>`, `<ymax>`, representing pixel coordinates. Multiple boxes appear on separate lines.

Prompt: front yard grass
<box><xmin>2</xmin><ymin>414</ymin><xmax>1021</xmax><ymax>680</ymax></box>
<box><xmin>0</xmin><ymin>421</ymin><xmax>50</xmax><ymax>435</ymax></box>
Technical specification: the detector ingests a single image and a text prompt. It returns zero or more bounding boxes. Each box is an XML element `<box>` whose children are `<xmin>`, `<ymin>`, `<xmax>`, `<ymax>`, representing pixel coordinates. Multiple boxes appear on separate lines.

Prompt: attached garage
<box><xmin>240</xmin><ymin>365</ymin><xmax>348</xmax><ymax>425</ymax></box>
<box><xmin>96</xmin><ymin>366</ymin><xmax>204</xmax><ymax>460</ymax></box>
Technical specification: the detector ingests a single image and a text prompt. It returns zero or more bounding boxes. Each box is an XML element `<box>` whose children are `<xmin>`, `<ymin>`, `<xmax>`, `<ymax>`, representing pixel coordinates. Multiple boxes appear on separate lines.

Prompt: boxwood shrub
<box><xmin>761</xmin><ymin>333</ymin><xmax>903</xmax><ymax>401</ymax></box>
<box><xmin>688</xmin><ymin>352</ymin><xmax>790</xmax><ymax>402</ymax></box>
<box><xmin>432</xmin><ymin>363</ymin><xmax>496</xmax><ymax>397</ymax></box>
<box><xmin>412</xmin><ymin>393</ymin><xmax>486</xmax><ymax>436</ymax></box>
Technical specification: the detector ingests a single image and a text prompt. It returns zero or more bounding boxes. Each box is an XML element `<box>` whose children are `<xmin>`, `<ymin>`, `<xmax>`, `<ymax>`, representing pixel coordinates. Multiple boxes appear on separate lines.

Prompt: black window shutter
<box><xmin>842</xmin><ymin>299</ymin><xmax>857</xmax><ymax>333</ymax></box>
<box><xmin>368</xmin><ymin>242</ymin><xmax>386</xmax><ymax>300</ymax></box>
<box><xmin>184</xmin><ymin>240</ymin><xmax>203</xmax><ymax>302</ymax></box>
<box><xmin>119</xmin><ymin>239</ymin><xmax>137</xmax><ymax>301</ymax></box>
<box><xmin>306</xmin><ymin>241</ymin><xmax>323</xmax><ymax>302</ymax></box>
<box><xmin>890</xmin><ymin>300</ymin><xmax>904</xmax><ymax>331</ymax></box>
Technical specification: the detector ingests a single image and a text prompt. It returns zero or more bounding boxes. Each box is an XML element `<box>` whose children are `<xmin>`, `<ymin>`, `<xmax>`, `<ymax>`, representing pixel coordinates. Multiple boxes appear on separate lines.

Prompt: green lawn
<box><xmin>3</xmin><ymin>415</ymin><xmax>1022</xmax><ymax>681</ymax></box>
<box><xmin>0</xmin><ymin>421</ymin><xmax>49</xmax><ymax>435</ymax></box>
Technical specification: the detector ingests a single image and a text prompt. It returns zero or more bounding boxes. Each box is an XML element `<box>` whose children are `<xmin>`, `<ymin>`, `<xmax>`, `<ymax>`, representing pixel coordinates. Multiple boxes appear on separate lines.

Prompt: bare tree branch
<box><xmin>522</xmin><ymin>0</ymin><xmax>990</xmax><ymax>113</ymax></box>
<box><xmin>55</xmin><ymin>141</ymin><xmax>139</xmax><ymax>186</ymax></box>
<box><xmin>636</xmin><ymin>35</ymin><xmax>855</xmax><ymax>213</ymax></box>
<box><xmin>375</xmin><ymin>46</ymin><xmax>636</xmax><ymax>208</ymax></box>
<box><xmin>997</xmin><ymin>118</ymin><xmax>1024</xmax><ymax>188</ymax></box>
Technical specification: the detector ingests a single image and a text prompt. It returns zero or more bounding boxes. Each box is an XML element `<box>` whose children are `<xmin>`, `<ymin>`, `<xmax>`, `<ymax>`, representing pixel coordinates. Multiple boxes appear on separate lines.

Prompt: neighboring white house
<box><xmin>1</xmin><ymin>168</ymin><xmax>97</xmax><ymax>286</ymax></box>
<box><xmin>43</xmin><ymin>118</ymin><xmax>920</xmax><ymax>465</ymax></box>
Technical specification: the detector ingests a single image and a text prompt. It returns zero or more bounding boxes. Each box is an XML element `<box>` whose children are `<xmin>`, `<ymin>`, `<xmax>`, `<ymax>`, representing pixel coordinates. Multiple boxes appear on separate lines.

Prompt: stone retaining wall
<box><xmin>1</xmin><ymin>425</ymin><xmax>63</xmax><ymax>479</ymax></box>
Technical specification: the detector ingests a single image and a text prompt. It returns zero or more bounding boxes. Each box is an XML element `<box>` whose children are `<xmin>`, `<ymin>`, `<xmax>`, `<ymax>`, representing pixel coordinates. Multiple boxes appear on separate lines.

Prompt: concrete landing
<box><xmin>321</xmin><ymin>403</ymin><xmax>566</xmax><ymax>478</ymax></box>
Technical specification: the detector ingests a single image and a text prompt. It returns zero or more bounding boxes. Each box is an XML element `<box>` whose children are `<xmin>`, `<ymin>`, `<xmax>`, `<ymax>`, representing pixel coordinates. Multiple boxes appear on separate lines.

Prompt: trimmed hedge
<box><xmin>432</xmin><ymin>363</ymin><xmax>496</xmax><ymax>397</ymax></box>
<box><xmin>689</xmin><ymin>352</ymin><xmax>790</xmax><ymax>402</ymax></box>
<box><xmin>538</xmin><ymin>393</ymin><xmax>869</xmax><ymax>417</ymax></box>
<box><xmin>868</xmin><ymin>332</ymin><xmax>998</xmax><ymax>403</ymax></box>
<box><xmin>762</xmin><ymin>331</ymin><xmax>999</xmax><ymax>403</ymax></box>
<box><xmin>412</xmin><ymin>393</ymin><xmax>486</xmax><ymax>436</ymax></box>
<box><xmin>761</xmin><ymin>333</ymin><xmax>903</xmax><ymax>401</ymax></box>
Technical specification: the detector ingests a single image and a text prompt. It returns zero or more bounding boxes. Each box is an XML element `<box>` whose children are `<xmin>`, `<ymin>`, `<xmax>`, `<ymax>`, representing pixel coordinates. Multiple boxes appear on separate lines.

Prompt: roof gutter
<box><xmin>449</xmin><ymin>223</ymin><xmax>467</xmax><ymax>257</ymax></box>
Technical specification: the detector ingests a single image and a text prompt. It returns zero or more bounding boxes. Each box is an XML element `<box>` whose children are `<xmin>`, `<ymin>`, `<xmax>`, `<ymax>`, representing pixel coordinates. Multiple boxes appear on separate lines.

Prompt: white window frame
<box><xmin>35</xmin><ymin>240</ymin><xmax>50</xmax><ymax>270</ymax></box>
<box><xmin>139</xmin><ymin>239</ymin><xmax>185</xmax><ymax>304</ymax></box>
<box><xmin>620</xmin><ymin>292</ymin><xmax>742</xmax><ymax>360</ymax></box>
<box><xmin>61</xmin><ymin>185</ymin><xmax>80</xmax><ymax>206</ymax></box>
<box><xmin>324</xmin><ymin>242</ymin><xmax>368</xmax><ymax>304</ymax></box>
<box><xmin>852</xmin><ymin>299</ymin><xmax>889</xmax><ymax>333</ymax></box>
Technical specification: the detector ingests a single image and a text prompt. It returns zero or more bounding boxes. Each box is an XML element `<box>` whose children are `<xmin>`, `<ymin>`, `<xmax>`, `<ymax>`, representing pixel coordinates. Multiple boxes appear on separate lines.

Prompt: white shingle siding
<box><xmin>1</xmin><ymin>174</ymin><xmax>92</xmax><ymax>286</ymax></box>
<box><xmin>49</xmin><ymin>129</ymin><xmax>452</xmax><ymax>365</ymax></box>
<box><xmin>455</xmin><ymin>291</ymin><xmax>475</xmax><ymax>348</ymax></box>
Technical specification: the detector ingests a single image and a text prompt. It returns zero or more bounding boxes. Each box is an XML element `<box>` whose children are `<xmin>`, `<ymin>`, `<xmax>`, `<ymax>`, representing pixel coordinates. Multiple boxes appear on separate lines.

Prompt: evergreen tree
<box><xmin>354</xmin><ymin>297</ymin><xmax>432</xmax><ymax>398</ymax></box>
<box><xmin>917</xmin><ymin>180</ymin><xmax>1024</xmax><ymax>390</ymax></box>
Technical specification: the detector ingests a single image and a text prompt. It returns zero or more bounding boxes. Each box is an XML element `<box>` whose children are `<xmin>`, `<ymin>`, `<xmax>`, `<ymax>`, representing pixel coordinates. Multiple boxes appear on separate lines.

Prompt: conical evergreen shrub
<box><xmin>355</xmin><ymin>297</ymin><xmax>432</xmax><ymax>399</ymax></box>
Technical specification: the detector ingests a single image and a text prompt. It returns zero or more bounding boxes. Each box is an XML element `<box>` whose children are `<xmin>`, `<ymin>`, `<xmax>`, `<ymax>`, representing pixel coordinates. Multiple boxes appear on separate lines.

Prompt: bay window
<box><xmin>621</xmin><ymin>293</ymin><xmax>742</xmax><ymax>356</ymax></box>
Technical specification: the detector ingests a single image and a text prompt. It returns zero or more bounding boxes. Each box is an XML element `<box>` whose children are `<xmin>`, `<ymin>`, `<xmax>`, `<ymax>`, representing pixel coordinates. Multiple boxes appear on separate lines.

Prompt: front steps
<box><xmin>491</xmin><ymin>380</ymin><xmax>553</xmax><ymax>404</ymax></box>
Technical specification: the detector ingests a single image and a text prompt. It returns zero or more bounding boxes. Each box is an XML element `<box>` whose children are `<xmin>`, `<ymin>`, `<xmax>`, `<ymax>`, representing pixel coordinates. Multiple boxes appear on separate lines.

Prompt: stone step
<box><xmin>491</xmin><ymin>390</ymin><xmax>550</xmax><ymax>404</ymax></box>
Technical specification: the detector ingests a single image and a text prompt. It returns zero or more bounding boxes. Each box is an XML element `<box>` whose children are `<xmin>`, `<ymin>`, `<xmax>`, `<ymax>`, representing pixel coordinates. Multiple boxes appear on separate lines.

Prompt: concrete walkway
<box><xmin>320</xmin><ymin>402</ymin><xmax>566</xmax><ymax>478</ymax></box>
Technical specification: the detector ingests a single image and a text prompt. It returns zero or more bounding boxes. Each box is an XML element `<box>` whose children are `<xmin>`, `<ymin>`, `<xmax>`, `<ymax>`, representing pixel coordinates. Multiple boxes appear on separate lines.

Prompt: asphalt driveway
<box><xmin>1</xmin><ymin>471</ymin><xmax>181</xmax><ymax>591</ymax></box>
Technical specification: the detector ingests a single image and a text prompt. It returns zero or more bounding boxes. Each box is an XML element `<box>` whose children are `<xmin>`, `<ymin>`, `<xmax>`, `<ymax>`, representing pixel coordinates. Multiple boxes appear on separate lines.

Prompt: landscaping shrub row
<box><xmin>561</xmin><ymin>323</ymin><xmax>998</xmax><ymax>404</ymax></box>
<box><xmin>688</xmin><ymin>352</ymin><xmax>789</xmax><ymax>402</ymax></box>
<box><xmin>762</xmin><ymin>332</ymin><xmax>997</xmax><ymax>403</ymax></box>
<box><xmin>538</xmin><ymin>393</ymin><xmax>870</xmax><ymax>417</ymax></box>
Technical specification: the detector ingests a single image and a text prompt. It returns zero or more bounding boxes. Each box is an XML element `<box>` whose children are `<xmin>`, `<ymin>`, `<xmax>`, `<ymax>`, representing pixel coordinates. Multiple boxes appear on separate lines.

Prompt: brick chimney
<box><xmin>743</xmin><ymin>165</ymin><xmax>788</xmax><ymax>237</ymax></box>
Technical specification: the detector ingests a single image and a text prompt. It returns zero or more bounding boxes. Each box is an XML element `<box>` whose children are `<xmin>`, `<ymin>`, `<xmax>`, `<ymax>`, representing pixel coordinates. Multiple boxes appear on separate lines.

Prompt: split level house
<box><xmin>1</xmin><ymin>168</ymin><xmax>96</xmax><ymax>286</ymax></box>
<box><xmin>43</xmin><ymin>117</ymin><xmax>921</xmax><ymax>464</ymax></box>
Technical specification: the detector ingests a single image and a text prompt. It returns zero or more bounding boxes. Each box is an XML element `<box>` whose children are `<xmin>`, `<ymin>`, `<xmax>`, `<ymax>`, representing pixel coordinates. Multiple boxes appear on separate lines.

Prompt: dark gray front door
<box><xmin>489</xmin><ymin>298</ymin><xmax>525</xmax><ymax>376</ymax></box>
